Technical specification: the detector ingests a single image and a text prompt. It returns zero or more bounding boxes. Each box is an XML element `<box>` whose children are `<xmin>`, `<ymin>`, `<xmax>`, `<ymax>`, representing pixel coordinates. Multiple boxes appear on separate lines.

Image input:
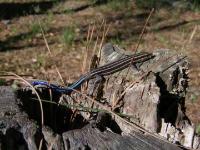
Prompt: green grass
<box><xmin>110</xmin><ymin>37</ymin><xmax>123</xmax><ymax>45</ymax></box>
<box><xmin>62</xmin><ymin>26</ymin><xmax>76</xmax><ymax>45</ymax></box>
<box><xmin>196</xmin><ymin>124</ymin><xmax>200</xmax><ymax>135</ymax></box>
<box><xmin>135</xmin><ymin>0</ymin><xmax>161</xmax><ymax>9</ymax></box>
<box><xmin>30</xmin><ymin>55</ymin><xmax>46</xmax><ymax>69</ymax></box>
<box><xmin>190</xmin><ymin>94</ymin><xmax>198</xmax><ymax>103</ymax></box>
<box><xmin>11</xmin><ymin>80</ymin><xmax>19</xmax><ymax>91</ymax></box>
<box><xmin>106</xmin><ymin>0</ymin><xmax>131</xmax><ymax>11</ymax></box>
<box><xmin>11</xmin><ymin>27</ymin><xmax>18</xmax><ymax>34</ymax></box>
<box><xmin>33</xmin><ymin>5</ymin><xmax>41</xmax><ymax>13</ymax></box>
<box><xmin>156</xmin><ymin>34</ymin><xmax>169</xmax><ymax>45</ymax></box>
<box><xmin>28</xmin><ymin>19</ymin><xmax>51</xmax><ymax>39</ymax></box>
<box><xmin>30</xmin><ymin>23</ymin><xmax>40</xmax><ymax>36</ymax></box>
<box><xmin>0</xmin><ymin>79</ymin><xmax>6</xmax><ymax>86</ymax></box>
<box><xmin>191</xmin><ymin>0</ymin><xmax>200</xmax><ymax>11</ymax></box>
<box><xmin>36</xmin><ymin>55</ymin><xmax>46</xmax><ymax>67</ymax></box>
<box><xmin>135</xmin><ymin>0</ymin><xmax>200</xmax><ymax>11</ymax></box>
<box><xmin>47</xmin><ymin>11</ymin><xmax>54</xmax><ymax>23</ymax></box>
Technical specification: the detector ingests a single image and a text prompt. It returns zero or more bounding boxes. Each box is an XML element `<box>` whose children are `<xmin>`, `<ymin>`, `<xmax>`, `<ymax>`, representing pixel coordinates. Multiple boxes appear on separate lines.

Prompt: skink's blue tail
<box><xmin>31</xmin><ymin>81</ymin><xmax>73</xmax><ymax>94</ymax></box>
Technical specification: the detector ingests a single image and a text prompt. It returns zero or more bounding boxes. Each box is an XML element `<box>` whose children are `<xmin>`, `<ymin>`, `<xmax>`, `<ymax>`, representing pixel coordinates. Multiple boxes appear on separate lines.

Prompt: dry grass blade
<box><xmin>89</xmin><ymin>24</ymin><xmax>95</xmax><ymax>46</ymax></box>
<box><xmin>0</xmin><ymin>77</ymin><xmax>26</xmax><ymax>80</ymax></box>
<box><xmin>98</xmin><ymin>21</ymin><xmax>111</xmax><ymax>56</ymax></box>
<box><xmin>82</xmin><ymin>24</ymin><xmax>91</xmax><ymax>73</ymax></box>
<box><xmin>95</xmin><ymin>20</ymin><xmax>111</xmax><ymax>67</ymax></box>
<box><xmin>83</xmin><ymin>19</ymin><xmax>108</xmax><ymax>73</ymax></box>
<box><xmin>98</xmin><ymin>20</ymin><xmax>106</xmax><ymax>52</ymax></box>
<box><xmin>80</xmin><ymin>20</ymin><xmax>110</xmax><ymax>97</ymax></box>
<box><xmin>38</xmin><ymin>20</ymin><xmax>65</xmax><ymax>85</ymax></box>
<box><xmin>72</xmin><ymin>89</ymin><xmax>159</xmax><ymax>133</ymax></box>
<box><xmin>0</xmin><ymin>71</ymin><xmax>44</xmax><ymax>126</ymax></box>
<box><xmin>134</xmin><ymin>8</ymin><xmax>154</xmax><ymax>53</ymax></box>
<box><xmin>117</xmin><ymin>8</ymin><xmax>154</xmax><ymax>94</ymax></box>
<box><xmin>92</xmin><ymin>19</ymin><xmax>106</xmax><ymax>56</ymax></box>
<box><xmin>70</xmin><ymin>88</ymin><xmax>189</xmax><ymax>149</ymax></box>
<box><xmin>82</xmin><ymin>23</ymin><xmax>96</xmax><ymax>73</ymax></box>
<box><xmin>182</xmin><ymin>25</ymin><xmax>200</xmax><ymax>57</ymax></box>
<box><xmin>188</xmin><ymin>25</ymin><xmax>198</xmax><ymax>44</ymax></box>
<box><xmin>0</xmin><ymin>71</ymin><xmax>45</xmax><ymax>150</ymax></box>
<box><xmin>31</xmin><ymin>97</ymin><xmax>136</xmax><ymax>118</ymax></box>
<box><xmin>181</xmin><ymin>26</ymin><xmax>195</xmax><ymax>51</ymax></box>
<box><xmin>0</xmin><ymin>74</ymin><xmax>31</xmax><ymax>77</ymax></box>
<box><xmin>111</xmin><ymin>90</ymin><xmax>118</xmax><ymax>110</ymax></box>
<box><xmin>39</xmin><ymin>139</ymin><xmax>43</xmax><ymax>150</ymax></box>
<box><xmin>85</xmin><ymin>24</ymin><xmax>91</xmax><ymax>54</ymax></box>
<box><xmin>92</xmin><ymin>35</ymin><xmax>99</xmax><ymax>56</ymax></box>
<box><xmin>71</xmin><ymin>88</ymin><xmax>145</xmax><ymax>130</ymax></box>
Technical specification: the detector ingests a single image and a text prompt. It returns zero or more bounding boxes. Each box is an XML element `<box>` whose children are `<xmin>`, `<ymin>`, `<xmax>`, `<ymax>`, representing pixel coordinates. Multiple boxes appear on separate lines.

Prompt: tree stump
<box><xmin>0</xmin><ymin>43</ymin><xmax>199</xmax><ymax>150</ymax></box>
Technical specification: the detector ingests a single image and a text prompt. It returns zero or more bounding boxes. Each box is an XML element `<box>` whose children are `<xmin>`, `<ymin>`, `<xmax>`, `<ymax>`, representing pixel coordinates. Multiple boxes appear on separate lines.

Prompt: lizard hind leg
<box><xmin>87</xmin><ymin>74</ymin><xmax>105</xmax><ymax>98</ymax></box>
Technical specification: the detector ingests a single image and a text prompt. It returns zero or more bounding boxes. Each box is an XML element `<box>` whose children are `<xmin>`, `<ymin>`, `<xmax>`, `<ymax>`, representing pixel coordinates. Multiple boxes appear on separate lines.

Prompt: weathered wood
<box><xmin>0</xmin><ymin>43</ymin><xmax>199</xmax><ymax>150</ymax></box>
<box><xmin>0</xmin><ymin>86</ymin><xmax>38</xmax><ymax>150</ymax></box>
<box><xmin>84</xmin><ymin>43</ymin><xmax>199</xmax><ymax>149</ymax></box>
<box><xmin>62</xmin><ymin>123</ymin><xmax>183</xmax><ymax>150</ymax></box>
<box><xmin>0</xmin><ymin>86</ymin><xmax>183</xmax><ymax>150</ymax></box>
<box><xmin>66</xmin><ymin>43</ymin><xmax>199</xmax><ymax>149</ymax></box>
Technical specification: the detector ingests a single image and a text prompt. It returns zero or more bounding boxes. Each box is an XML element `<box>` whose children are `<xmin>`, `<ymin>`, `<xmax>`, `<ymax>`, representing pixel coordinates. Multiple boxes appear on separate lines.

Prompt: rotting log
<box><xmin>0</xmin><ymin>43</ymin><xmax>199</xmax><ymax>150</ymax></box>
<box><xmin>0</xmin><ymin>86</ymin><xmax>183</xmax><ymax>150</ymax></box>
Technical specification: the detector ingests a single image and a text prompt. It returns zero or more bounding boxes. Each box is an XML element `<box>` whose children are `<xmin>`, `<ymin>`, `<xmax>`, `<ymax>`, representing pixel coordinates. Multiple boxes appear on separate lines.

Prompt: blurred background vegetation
<box><xmin>0</xmin><ymin>0</ymin><xmax>200</xmax><ymax>131</ymax></box>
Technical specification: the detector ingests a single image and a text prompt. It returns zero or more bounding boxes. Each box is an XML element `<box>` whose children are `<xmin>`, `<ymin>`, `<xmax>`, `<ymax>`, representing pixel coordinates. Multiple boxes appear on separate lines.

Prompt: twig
<box><xmin>134</xmin><ymin>8</ymin><xmax>154</xmax><ymax>53</ymax></box>
<box><xmin>82</xmin><ymin>23</ymin><xmax>96</xmax><ymax>73</ymax></box>
<box><xmin>38</xmin><ymin>20</ymin><xmax>65</xmax><ymax>85</ymax></box>
<box><xmin>121</xmin><ymin>8</ymin><xmax>154</xmax><ymax>91</ymax></box>
<box><xmin>71</xmin><ymin>86</ymin><xmax>189</xmax><ymax>150</ymax></box>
